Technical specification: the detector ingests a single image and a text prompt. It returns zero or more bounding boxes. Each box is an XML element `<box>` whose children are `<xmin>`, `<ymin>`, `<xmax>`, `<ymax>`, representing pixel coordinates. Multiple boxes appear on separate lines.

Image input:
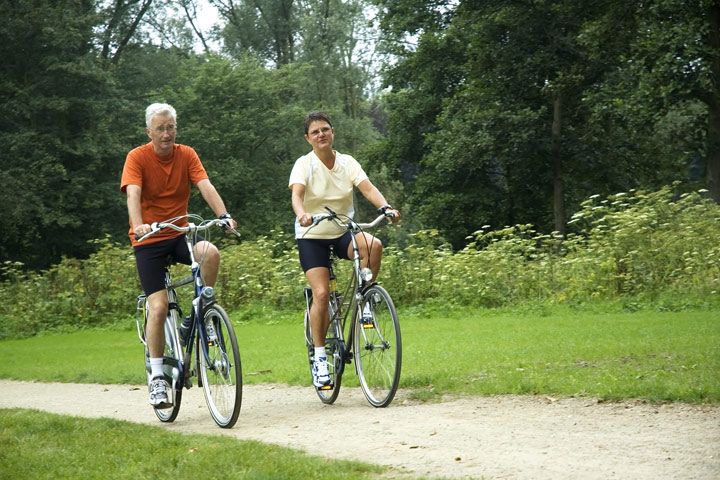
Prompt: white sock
<box><xmin>314</xmin><ymin>346</ymin><xmax>326</xmax><ymax>361</ymax></box>
<box><xmin>150</xmin><ymin>357</ymin><xmax>164</xmax><ymax>379</ymax></box>
<box><xmin>363</xmin><ymin>303</ymin><xmax>372</xmax><ymax>316</ymax></box>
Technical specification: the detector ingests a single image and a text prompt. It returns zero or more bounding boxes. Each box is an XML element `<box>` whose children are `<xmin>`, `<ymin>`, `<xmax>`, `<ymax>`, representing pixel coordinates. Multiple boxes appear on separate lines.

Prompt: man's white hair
<box><xmin>145</xmin><ymin>103</ymin><xmax>177</xmax><ymax>128</ymax></box>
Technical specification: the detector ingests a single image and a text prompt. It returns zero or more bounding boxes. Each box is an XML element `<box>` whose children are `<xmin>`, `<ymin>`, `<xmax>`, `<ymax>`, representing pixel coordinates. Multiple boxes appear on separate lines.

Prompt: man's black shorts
<box><xmin>297</xmin><ymin>231</ymin><xmax>353</xmax><ymax>272</ymax></box>
<box><xmin>134</xmin><ymin>234</ymin><xmax>191</xmax><ymax>295</ymax></box>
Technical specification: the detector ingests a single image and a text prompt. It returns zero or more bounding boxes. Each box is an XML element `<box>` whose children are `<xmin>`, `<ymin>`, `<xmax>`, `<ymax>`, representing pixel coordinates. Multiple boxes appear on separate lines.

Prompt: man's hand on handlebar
<box><xmin>217</xmin><ymin>213</ymin><xmax>237</xmax><ymax>231</ymax></box>
<box><xmin>133</xmin><ymin>223</ymin><xmax>153</xmax><ymax>240</ymax></box>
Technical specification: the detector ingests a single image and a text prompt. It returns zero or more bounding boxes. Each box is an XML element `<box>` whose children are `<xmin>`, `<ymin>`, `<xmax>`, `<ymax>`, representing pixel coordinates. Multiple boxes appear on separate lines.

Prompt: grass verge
<box><xmin>0</xmin><ymin>303</ymin><xmax>717</xmax><ymax>403</ymax></box>
<box><xmin>0</xmin><ymin>409</ymin><xmax>388</xmax><ymax>480</ymax></box>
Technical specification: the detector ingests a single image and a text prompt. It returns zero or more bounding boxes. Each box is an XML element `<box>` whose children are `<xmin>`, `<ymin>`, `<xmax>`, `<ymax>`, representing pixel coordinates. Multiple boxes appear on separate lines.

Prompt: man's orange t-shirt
<box><xmin>120</xmin><ymin>143</ymin><xmax>209</xmax><ymax>246</ymax></box>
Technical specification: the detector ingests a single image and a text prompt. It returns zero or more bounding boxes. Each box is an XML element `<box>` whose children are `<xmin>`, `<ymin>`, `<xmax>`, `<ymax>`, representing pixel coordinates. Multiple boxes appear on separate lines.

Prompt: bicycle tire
<box><xmin>153</xmin><ymin>316</ymin><xmax>184</xmax><ymax>422</ymax></box>
<box><xmin>304</xmin><ymin>297</ymin><xmax>343</xmax><ymax>404</ymax></box>
<box><xmin>198</xmin><ymin>304</ymin><xmax>242</xmax><ymax>428</ymax></box>
<box><xmin>153</xmin><ymin>376</ymin><xmax>182</xmax><ymax>422</ymax></box>
<box><xmin>353</xmin><ymin>285</ymin><xmax>402</xmax><ymax>407</ymax></box>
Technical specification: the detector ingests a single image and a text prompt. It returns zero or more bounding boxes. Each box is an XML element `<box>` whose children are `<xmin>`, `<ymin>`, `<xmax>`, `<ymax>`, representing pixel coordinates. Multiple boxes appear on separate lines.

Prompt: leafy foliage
<box><xmin>2</xmin><ymin>0</ymin><xmax>720</xmax><ymax>282</ymax></box>
<box><xmin>1</xmin><ymin>186</ymin><xmax>717</xmax><ymax>339</ymax></box>
<box><xmin>371</xmin><ymin>0</ymin><xmax>720</xmax><ymax>245</ymax></box>
<box><xmin>0</xmin><ymin>0</ymin><xmax>128</xmax><ymax>268</ymax></box>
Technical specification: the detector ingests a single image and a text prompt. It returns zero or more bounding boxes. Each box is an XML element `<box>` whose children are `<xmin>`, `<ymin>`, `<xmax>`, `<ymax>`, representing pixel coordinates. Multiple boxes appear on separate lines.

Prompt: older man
<box><xmin>121</xmin><ymin>103</ymin><xmax>236</xmax><ymax>407</ymax></box>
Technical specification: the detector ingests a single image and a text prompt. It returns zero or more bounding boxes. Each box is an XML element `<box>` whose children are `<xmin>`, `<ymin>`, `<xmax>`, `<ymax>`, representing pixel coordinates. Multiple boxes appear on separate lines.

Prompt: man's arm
<box><xmin>197</xmin><ymin>179</ymin><xmax>237</xmax><ymax>228</ymax></box>
<box><xmin>126</xmin><ymin>184</ymin><xmax>151</xmax><ymax>238</ymax></box>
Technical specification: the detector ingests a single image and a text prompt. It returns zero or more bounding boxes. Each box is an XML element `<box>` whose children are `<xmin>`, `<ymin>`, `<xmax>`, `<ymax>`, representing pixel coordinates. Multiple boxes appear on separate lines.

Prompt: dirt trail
<box><xmin>1</xmin><ymin>380</ymin><xmax>718</xmax><ymax>479</ymax></box>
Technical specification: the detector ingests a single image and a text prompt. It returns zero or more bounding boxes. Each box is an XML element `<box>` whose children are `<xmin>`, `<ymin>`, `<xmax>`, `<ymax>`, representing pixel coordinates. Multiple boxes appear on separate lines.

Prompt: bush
<box><xmin>1</xmin><ymin>186</ymin><xmax>718</xmax><ymax>339</ymax></box>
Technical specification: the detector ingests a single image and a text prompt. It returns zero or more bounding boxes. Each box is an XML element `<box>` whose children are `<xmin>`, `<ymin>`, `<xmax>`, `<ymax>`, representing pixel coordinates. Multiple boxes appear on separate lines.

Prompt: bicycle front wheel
<box><xmin>305</xmin><ymin>298</ymin><xmax>343</xmax><ymax>404</ymax></box>
<box><xmin>353</xmin><ymin>285</ymin><xmax>402</xmax><ymax>407</ymax></box>
<box><xmin>198</xmin><ymin>304</ymin><xmax>242</xmax><ymax>428</ymax></box>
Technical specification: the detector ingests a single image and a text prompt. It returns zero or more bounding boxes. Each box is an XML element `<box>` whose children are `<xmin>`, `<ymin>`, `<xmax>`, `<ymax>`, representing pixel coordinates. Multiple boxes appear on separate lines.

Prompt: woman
<box><xmin>289</xmin><ymin>111</ymin><xmax>400</xmax><ymax>388</ymax></box>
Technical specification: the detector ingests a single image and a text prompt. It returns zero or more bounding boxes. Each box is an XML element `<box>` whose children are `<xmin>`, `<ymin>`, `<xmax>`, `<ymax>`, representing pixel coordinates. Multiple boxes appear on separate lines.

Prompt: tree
<box><xmin>97</xmin><ymin>0</ymin><xmax>154</xmax><ymax>64</ymax></box>
<box><xmin>372</xmin><ymin>0</ymin><xmax>713</xmax><ymax>247</ymax></box>
<box><xmin>583</xmin><ymin>0</ymin><xmax>720</xmax><ymax>202</ymax></box>
<box><xmin>213</xmin><ymin>0</ymin><xmax>296</xmax><ymax>66</ymax></box>
<box><xmin>0</xmin><ymin>0</ymin><xmax>127</xmax><ymax>268</ymax></box>
<box><xmin>171</xmin><ymin>56</ymin><xmax>378</xmax><ymax>237</ymax></box>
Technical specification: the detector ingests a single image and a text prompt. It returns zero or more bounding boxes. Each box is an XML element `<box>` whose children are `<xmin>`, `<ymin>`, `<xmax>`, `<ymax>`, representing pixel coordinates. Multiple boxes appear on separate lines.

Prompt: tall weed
<box><xmin>1</xmin><ymin>186</ymin><xmax>718</xmax><ymax>338</ymax></box>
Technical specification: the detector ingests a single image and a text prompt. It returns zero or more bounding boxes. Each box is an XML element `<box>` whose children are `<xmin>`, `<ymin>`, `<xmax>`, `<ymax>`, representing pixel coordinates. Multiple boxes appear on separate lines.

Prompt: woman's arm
<box><xmin>357</xmin><ymin>179</ymin><xmax>401</xmax><ymax>221</ymax></box>
<box><xmin>291</xmin><ymin>183</ymin><xmax>312</xmax><ymax>226</ymax></box>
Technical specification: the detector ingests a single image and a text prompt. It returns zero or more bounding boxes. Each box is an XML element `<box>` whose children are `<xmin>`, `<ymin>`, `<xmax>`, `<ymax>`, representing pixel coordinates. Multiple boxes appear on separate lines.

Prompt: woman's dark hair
<box><xmin>304</xmin><ymin>111</ymin><xmax>333</xmax><ymax>134</ymax></box>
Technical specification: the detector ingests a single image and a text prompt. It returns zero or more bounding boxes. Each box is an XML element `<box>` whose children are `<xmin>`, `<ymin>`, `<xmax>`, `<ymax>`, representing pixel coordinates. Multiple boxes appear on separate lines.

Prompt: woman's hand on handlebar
<box><xmin>379</xmin><ymin>206</ymin><xmax>401</xmax><ymax>223</ymax></box>
<box><xmin>297</xmin><ymin>212</ymin><xmax>313</xmax><ymax>227</ymax></box>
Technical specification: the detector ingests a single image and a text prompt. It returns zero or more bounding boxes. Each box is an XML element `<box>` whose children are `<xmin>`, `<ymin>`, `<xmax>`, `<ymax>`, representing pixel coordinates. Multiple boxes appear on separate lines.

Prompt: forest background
<box><xmin>1</xmin><ymin>1</ymin><xmax>719</xmax><ymax>334</ymax></box>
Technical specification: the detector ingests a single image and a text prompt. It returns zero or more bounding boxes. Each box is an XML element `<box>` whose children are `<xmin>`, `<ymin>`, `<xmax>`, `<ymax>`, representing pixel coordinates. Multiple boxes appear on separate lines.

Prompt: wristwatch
<box><xmin>219</xmin><ymin>213</ymin><xmax>232</xmax><ymax>220</ymax></box>
<box><xmin>377</xmin><ymin>205</ymin><xmax>393</xmax><ymax>214</ymax></box>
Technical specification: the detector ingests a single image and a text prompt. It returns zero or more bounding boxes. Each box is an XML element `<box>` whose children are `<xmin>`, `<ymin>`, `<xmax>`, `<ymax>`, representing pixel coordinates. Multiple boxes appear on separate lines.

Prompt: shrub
<box><xmin>1</xmin><ymin>186</ymin><xmax>718</xmax><ymax>339</ymax></box>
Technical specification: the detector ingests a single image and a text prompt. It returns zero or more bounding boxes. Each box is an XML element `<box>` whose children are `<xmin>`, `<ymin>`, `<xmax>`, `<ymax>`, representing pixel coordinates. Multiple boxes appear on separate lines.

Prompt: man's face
<box><xmin>147</xmin><ymin>114</ymin><xmax>176</xmax><ymax>156</ymax></box>
<box><xmin>305</xmin><ymin>120</ymin><xmax>334</xmax><ymax>150</ymax></box>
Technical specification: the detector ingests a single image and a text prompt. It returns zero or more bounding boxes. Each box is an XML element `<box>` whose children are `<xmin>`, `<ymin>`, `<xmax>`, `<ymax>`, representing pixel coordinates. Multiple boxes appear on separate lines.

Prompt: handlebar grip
<box><xmin>135</xmin><ymin>222</ymin><xmax>161</xmax><ymax>242</ymax></box>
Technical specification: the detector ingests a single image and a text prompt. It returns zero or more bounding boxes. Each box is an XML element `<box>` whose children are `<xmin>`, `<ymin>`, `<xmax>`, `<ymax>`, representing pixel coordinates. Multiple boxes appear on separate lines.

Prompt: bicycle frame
<box><xmin>304</xmin><ymin>208</ymin><xmax>401</xmax><ymax>406</ymax></box>
<box><xmin>311</xmin><ymin>210</ymin><xmax>391</xmax><ymax>363</ymax></box>
<box><xmin>134</xmin><ymin>220</ymin><xmax>231</xmax><ymax>391</ymax></box>
<box><xmin>176</xmin><ymin>227</ymin><xmax>223</xmax><ymax>380</ymax></box>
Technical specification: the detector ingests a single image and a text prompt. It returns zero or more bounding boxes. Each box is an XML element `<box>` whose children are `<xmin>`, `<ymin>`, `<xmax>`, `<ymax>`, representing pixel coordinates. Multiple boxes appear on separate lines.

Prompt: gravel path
<box><xmin>1</xmin><ymin>380</ymin><xmax>719</xmax><ymax>479</ymax></box>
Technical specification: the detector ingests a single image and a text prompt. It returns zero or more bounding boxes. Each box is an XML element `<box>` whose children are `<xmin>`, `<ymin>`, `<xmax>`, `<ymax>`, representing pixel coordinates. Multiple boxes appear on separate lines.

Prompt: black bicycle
<box><xmin>135</xmin><ymin>215</ymin><xmax>242</xmax><ymax>428</ymax></box>
<box><xmin>303</xmin><ymin>207</ymin><xmax>402</xmax><ymax>407</ymax></box>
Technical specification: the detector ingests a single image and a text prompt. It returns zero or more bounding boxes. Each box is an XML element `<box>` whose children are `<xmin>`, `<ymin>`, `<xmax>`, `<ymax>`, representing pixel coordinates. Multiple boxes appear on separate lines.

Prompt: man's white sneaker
<box><xmin>148</xmin><ymin>377</ymin><xmax>170</xmax><ymax>407</ymax></box>
<box><xmin>312</xmin><ymin>357</ymin><xmax>331</xmax><ymax>387</ymax></box>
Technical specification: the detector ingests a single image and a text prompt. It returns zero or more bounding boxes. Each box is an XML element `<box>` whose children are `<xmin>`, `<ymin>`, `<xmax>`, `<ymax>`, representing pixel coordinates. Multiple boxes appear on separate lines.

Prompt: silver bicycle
<box><xmin>303</xmin><ymin>207</ymin><xmax>402</xmax><ymax>407</ymax></box>
<box><xmin>135</xmin><ymin>215</ymin><xmax>242</xmax><ymax>428</ymax></box>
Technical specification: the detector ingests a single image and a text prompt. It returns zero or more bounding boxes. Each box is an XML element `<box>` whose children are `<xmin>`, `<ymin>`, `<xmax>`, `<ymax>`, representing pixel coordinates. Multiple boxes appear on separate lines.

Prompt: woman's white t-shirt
<box><xmin>288</xmin><ymin>151</ymin><xmax>368</xmax><ymax>239</ymax></box>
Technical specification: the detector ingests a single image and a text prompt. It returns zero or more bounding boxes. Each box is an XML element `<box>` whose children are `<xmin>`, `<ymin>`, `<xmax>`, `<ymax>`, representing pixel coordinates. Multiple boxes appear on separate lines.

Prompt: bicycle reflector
<box><xmin>360</xmin><ymin>267</ymin><xmax>373</xmax><ymax>282</ymax></box>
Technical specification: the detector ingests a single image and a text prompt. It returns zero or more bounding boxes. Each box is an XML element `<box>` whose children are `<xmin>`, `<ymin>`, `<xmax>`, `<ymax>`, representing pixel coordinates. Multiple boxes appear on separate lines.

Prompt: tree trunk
<box><xmin>707</xmin><ymin>1</ymin><xmax>720</xmax><ymax>203</ymax></box>
<box><xmin>551</xmin><ymin>93</ymin><xmax>565</xmax><ymax>234</ymax></box>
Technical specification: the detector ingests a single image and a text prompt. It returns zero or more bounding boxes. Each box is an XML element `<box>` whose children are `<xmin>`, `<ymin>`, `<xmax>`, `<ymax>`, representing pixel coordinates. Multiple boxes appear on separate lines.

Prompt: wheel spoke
<box><xmin>354</xmin><ymin>286</ymin><xmax>402</xmax><ymax>407</ymax></box>
<box><xmin>198</xmin><ymin>305</ymin><xmax>242</xmax><ymax>428</ymax></box>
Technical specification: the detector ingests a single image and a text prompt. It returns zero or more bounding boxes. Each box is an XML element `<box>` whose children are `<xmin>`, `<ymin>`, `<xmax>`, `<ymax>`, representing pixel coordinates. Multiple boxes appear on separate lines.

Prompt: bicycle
<box><xmin>134</xmin><ymin>214</ymin><xmax>242</xmax><ymax>428</ymax></box>
<box><xmin>303</xmin><ymin>207</ymin><xmax>402</xmax><ymax>407</ymax></box>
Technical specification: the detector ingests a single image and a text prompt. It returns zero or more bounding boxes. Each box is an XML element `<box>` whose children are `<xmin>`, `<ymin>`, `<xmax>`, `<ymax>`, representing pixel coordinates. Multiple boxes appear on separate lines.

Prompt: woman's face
<box><xmin>305</xmin><ymin>120</ymin><xmax>334</xmax><ymax>151</ymax></box>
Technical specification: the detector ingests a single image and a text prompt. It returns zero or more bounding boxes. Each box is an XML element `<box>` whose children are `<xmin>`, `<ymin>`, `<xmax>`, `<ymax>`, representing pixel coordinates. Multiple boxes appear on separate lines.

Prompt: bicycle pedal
<box><xmin>317</xmin><ymin>384</ymin><xmax>334</xmax><ymax>391</ymax></box>
<box><xmin>361</xmin><ymin>322</ymin><xmax>374</xmax><ymax>329</ymax></box>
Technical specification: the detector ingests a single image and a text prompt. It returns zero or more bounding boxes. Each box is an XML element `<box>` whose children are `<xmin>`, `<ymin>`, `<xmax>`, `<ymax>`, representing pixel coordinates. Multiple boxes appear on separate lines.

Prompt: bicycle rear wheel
<box><xmin>198</xmin><ymin>304</ymin><xmax>242</xmax><ymax>428</ymax></box>
<box><xmin>304</xmin><ymin>295</ymin><xmax>344</xmax><ymax>404</ymax></box>
<box><xmin>144</xmin><ymin>300</ymin><xmax>183</xmax><ymax>422</ymax></box>
<box><xmin>354</xmin><ymin>285</ymin><xmax>402</xmax><ymax>407</ymax></box>
<box><xmin>153</xmin><ymin>364</ymin><xmax>182</xmax><ymax>422</ymax></box>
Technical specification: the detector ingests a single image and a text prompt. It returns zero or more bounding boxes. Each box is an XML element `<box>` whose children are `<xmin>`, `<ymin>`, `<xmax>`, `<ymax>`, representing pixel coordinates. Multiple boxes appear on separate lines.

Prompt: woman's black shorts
<box><xmin>297</xmin><ymin>231</ymin><xmax>353</xmax><ymax>272</ymax></box>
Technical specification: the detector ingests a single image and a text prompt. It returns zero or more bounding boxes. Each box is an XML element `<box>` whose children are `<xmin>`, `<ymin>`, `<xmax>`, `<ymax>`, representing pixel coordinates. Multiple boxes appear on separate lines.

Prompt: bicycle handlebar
<box><xmin>311</xmin><ymin>207</ymin><xmax>395</xmax><ymax>231</ymax></box>
<box><xmin>135</xmin><ymin>217</ymin><xmax>240</xmax><ymax>243</ymax></box>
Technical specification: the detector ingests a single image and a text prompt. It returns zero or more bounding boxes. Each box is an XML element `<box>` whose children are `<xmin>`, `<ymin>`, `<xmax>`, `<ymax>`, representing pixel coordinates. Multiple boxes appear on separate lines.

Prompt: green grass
<box><xmin>401</xmin><ymin>304</ymin><xmax>720</xmax><ymax>402</ymax></box>
<box><xmin>0</xmin><ymin>409</ymin><xmax>388</xmax><ymax>480</ymax></box>
<box><xmin>1</xmin><ymin>303</ymin><xmax>718</xmax><ymax>403</ymax></box>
